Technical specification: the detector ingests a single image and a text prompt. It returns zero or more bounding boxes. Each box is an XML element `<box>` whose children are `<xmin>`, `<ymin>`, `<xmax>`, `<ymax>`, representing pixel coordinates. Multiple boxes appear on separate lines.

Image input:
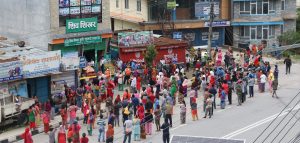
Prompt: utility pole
<box><xmin>207</xmin><ymin>1</ymin><xmax>215</xmax><ymax>59</ymax></box>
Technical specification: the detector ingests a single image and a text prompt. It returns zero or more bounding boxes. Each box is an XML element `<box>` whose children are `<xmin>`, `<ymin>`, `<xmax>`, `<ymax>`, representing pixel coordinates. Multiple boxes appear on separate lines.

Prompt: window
<box><xmin>125</xmin><ymin>0</ymin><xmax>129</xmax><ymax>9</ymax></box>
<box><xmin>116</xmin><ymin>0</ymin><xmax>119</xmax><ymax>8</ymax></box>
<box><xmin>240</xmin><ymin>25</ymin><xmax>275</xmax><ymax>40</ymax></box>
<box><xmin>263</xmin><ymin>25</ymin><xmax>269</xmax><ymax>39</ymax></box>
<box><xmin>58</xmin><ymin>0</ymin><xmax>102</xmax><ymax>27</ymax></box>
<box><xmin>269</xmin><ymin>1</ymin><xmax>275</xmax><ymax>14</ymax></box>
<box><xmin>137</xmin><ymin>0</ymin><xmax>141</xmax><ymax>12</ymax></box>
<box><xmin>241</xmin><ymin>0</ymin><xmax>274</xmax><ymax>15</ymax></box>
<box><xmin>281</xmin><ymin>0</ymin><xmax>285</xmax><ymax>10</ymax></box>
<box><xmin>251</xmin><ymin>2</ymin><xmax>257</xmax><ymax>14</ymax></box>
<box><xmin>257</xmin><ymin>26</ymin><xmax>262</xmax><ymax>39</ymax></box>
<box><xmin>263</xmin><ymin>0</ymin><xmax>268</xmax><ymax>14</ymax></box>
<box><xmin>251</xmin><ymin>26</ymin><xmax>256</xmax><ymax>39</ymax></box>
<box><xmin>240</xmin><ymin>1</ymin><xmax>250</xmax><ymax>14</ymax></box>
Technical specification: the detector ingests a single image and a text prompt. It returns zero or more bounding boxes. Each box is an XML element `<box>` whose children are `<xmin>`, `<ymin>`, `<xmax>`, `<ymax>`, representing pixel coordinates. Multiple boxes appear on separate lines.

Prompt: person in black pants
<box><xmin>284</xmin><ymin>56</ymin><xmax>292</xmax><ymax>74</ymax></box>
<box><xmin>227</xmin><ymin>81</ymin><xmax>233</xmax><ymax>105</ymax></box>
<box><xmin>161</xmin><ymin>119</ymin><xmax>170</xmax><ymax>143</ymax></box>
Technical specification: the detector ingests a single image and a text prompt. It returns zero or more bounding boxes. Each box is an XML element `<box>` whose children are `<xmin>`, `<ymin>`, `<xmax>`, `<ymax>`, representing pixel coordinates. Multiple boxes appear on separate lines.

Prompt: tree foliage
<box><xmin>277</xmin><ymin>30</ymin><xmax>300</xmax><ymax>45</ymax></box>
<box><xmin>144</xmin><ymin>45</ymin><xmax>157</xmax><ymax>68</ymax></box>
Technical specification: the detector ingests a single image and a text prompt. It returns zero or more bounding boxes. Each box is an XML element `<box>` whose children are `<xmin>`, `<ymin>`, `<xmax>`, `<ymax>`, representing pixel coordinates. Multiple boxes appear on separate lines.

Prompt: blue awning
<box><xmin>231</xmin><ymin>21</ymin><xmax>284</xmax><ymax>26</ymax></box>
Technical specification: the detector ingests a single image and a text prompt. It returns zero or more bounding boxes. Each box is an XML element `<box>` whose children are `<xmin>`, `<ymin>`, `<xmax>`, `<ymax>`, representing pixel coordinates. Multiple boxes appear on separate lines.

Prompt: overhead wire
<box><xmin>252</xmin><ymin>90</ymin><xmax>300</xmax><ymax>143</ymax></box>
<box><xmin>279</xmin><ymin>114</ymin><xmax>300</xmax><ymax>143</ymax></box>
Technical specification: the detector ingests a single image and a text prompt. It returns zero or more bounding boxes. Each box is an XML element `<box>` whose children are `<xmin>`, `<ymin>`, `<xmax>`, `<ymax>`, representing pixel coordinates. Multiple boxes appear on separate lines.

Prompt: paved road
<box><xmin>14</xmin><ymin>63</ymin><xmax>300</xmax><ymax>143</ymax></box>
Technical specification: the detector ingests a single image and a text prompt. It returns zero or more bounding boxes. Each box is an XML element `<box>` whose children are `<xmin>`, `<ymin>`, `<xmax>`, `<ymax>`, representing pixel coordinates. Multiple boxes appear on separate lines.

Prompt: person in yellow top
<box><xmin>268</xmin><ymin>70</ymin><xmax>275</xmax><ymax>93</ymax></box>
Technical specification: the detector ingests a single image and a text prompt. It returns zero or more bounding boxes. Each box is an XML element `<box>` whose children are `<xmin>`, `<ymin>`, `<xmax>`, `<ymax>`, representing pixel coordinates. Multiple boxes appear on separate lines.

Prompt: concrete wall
<box><xmin>114</xmin><ymin>19</ymin><xmax>141</xmax><ymax>31</ymax></box>
<box><xmin>49</xmin><ymin>0</ymin><xmax>111</xmax><ymax>36</ymax></box>
<box><xmin>111</xmin><ymin>0</ymin><xmax>148</xmax><ymax>21</ymax></box>
<box><xmin>0</xmin><ymin>0</ymin><xmax>51</xmax><ymax>50</ymax></box>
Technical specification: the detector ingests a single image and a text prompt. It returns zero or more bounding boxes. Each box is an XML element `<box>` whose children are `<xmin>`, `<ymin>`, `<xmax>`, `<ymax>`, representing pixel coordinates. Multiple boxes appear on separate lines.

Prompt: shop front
<box><xmin>117</xmin><ymin>36</ymin><xmax>188</xmax><ymax>64</ymax></box>
<box><xmin>21</xmin><ymin>50</ymin><xmax>61</xmax><ymax>103</ymax></box>
<box><xmin>50</xmin><ymin>17</ymin><xmax>112</xmax><ymax>82</ymax></box>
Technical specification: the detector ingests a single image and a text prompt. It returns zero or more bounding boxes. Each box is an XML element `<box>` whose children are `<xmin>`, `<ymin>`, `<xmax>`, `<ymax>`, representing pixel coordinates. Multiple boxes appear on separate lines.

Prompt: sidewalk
<box><xmin>0</xmin><ymin>112</ymin><xmax>84</xmax><ymax>143</ymax></box>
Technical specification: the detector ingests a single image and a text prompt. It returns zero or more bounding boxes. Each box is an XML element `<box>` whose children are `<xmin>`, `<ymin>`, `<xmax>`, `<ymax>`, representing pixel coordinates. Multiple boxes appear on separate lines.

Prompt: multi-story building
<box><xmin>0</xmin><ymin>0</ymin><xmax>112</xmax><ymax>103</ymax></box>
<box><xmin>231</xmin><ymin>0</ymin><xmax>297</xmax><ymax>48</ymax></box>
<box><xmin>110</xmin><ymin>0</ymin><xmax>231</xmax><ymax>47</ymax></box>
<box><xmin>110</xmin><ymin>0</ymin><xmax>148</xmax><ymax>31</ymax></box>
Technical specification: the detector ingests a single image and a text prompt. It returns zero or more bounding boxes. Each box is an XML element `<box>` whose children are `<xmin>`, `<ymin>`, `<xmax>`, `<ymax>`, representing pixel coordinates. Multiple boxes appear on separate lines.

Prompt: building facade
<box><xmin>140</xmin><ymin>0</ymin><xmax>231</xmax><ymax>47</ymax></box>
<box><xmin>110</xmin><ymin>0</ymin><xmax>148</xmax><ymax>31</ymax></box>
<box><xmin>0</xmin><ymin>0</ymin><xmax>112</xmax><ymax>103</ymax></box>
<box><xmin>231</xmin><ymin>0</ymin><xmax>297</xmax><ymax>48</ymax></box>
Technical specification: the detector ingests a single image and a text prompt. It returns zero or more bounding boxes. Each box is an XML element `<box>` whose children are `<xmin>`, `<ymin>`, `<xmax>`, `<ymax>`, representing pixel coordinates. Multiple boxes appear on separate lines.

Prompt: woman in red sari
<box><xmin>136</xmin><ymin>75</ymin><xmax>142</xmax><ymax>92</ymax></box>
<box><xmin>58</xmin><ymin>125</ymin><xmax>66</xmax><ymax>143</ymax></box>
<box><xmin>21</xmin><ymin>128</ymin><xmax>33</xmax><ymax>143</ymax></box>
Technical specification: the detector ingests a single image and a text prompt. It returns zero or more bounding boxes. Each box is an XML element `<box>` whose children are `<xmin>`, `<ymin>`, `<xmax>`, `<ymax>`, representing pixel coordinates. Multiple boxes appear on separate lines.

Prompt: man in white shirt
<box><xmin>260</xmin><ymin>73</ymin><xmax>267</xmax><ymax>92</ymax></box>
<box><xmin>186</xmin><ymin>55</ymin><xmax>191</xmax><ymax>71</ymax></box>
<box><xmin>123</xmin><ymin>119</ymin><xmax>133</xmax><ymax>143</ymax></box>
<box><xmin>131</xmin><ymin>76</ymin><xmax>137</xmax><ymax>93</ymax></box>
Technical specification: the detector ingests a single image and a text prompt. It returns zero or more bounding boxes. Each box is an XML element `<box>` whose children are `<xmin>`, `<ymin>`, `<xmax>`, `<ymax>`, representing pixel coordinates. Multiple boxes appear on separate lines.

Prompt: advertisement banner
<box><xmin>204</xmin><ymin>21</ymin><xmax>230</xmax><ymax>27</ymax></box>
<box><xmin>195</xmin><ymin>2</ymin><xmax>219</xmax><ymax>17</ymax></box>
<box><xmin>21</xmin><ymin>51</ymin><xmax>61</xmax><ymax>77</ymax></box>
<box><xmin>0</xmin><ymin>61</ymin><xmax>23</xmax><ymax>83</ymax></box>
<box><xmin>173</xmin><ymin>32</ymin><xmax>182</xmax><ymax>40</ymax></box>
<box><xmin>118</xmin><ymin>31</ymin><xmax>154</xmax><ymax>47</ymax></box>
<box><xmin>66</xmin><ymin>17</ymin><xmax>98</xmax><ymax>33</ymax></box>
<box><xmin>65</xmin><ymin>36</ymin><xmax>102</xmax><ymax>46</ymax></box>
<box><xmin>0</xmin><ymin>83</ymin><xmax>9</xmax><ymax>99</ymax></box>
<box><xmin>61</xmin><ymin>52</ymin><xmax>80</xmax><ymax>71</ymax></box>
<box><xmin>8</xmin><ymin>80</ymin><xmax>28</xmax><ymax>98</ymax></box>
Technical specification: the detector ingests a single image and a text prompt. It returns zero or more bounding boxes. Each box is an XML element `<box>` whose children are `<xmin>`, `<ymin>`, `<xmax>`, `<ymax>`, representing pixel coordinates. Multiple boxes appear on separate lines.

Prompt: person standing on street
<box><xmin>284</xmin><ymin>56</ymin><xmax>292</xmax><ymax>74</ymax></box>
<box><xmin>272</xmin><ymin>79</ymin><xmax>279</xmax><ymax>98</ymax></box>
<box><xmin>165</xmin><ymin>101</ymin><xmax>173</xmax><ymax>127</ymax></box>
<box><xmin>248</xmin><ymin>76</ymin><xmax>255</xmax><ymax>98</ymax></box>
<box><xmin>123</xmin><ymin>118</ymin><xmax>133</xmax><ymax>143</ymax></box>
<box><xmin>161</xmin><ymin>119</ymin><xmax>170</xmax><ymax>143</ymax></box>
<box><xmin>97</xmin><ymin>114</ymin><xmax>106</xmax><ymax>142</ymax></box>
<box><xmin>236</xmin><ymin>80</ymin><xmax>243</xmax><ymax>106</ymax></box>
<box><xmin>260</xmin><ymin>72</ymin><xmax>267</xmax><ymax>93</ymax></box>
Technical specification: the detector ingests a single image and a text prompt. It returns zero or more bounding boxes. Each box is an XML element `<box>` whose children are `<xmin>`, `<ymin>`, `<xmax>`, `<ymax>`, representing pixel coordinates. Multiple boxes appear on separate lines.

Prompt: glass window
<box><xmin>263</xmin><ymin>28</ymin><xmax>268</xmax><ymax>39</ymax></box>
<box><xmin>281</xmin><ymin>0</ymin><xmax>285</xmax><ymax>10</ymax></box>
<box><xmin>257</xmin><ymin>1</ymin><xmax>262</xmax><ymax>14</ymax></box>
<box><xmin>251</xmin><ymin>26</ymin><xmax>256</xmax><ymax>39</ymax></box>
<box><xmin>281</xmin><ymin>25</ymin><xmax>284</xmax><ymax>34</ymax></box>
<box><xmin>251</xmin><ymin>3</ymin><xmax>256</xmax><ymax>14</ymax></box>
<box><xmin>116</xmin><ymin>0</ymin><xmax>119</xmax><ymax>8</ymax></box>
<box><xmin>245</xmin><ymin>2</ymin><xmax>250</xmax><ymax>12</ymax></box>
<box><xmin>240</xmin><ymin>2</ymin><xmax>245</xmax><ymax>11</ymax></box>
<box><xmin>263</xmin><ymin>2</ymin><xmax>268</xmax><ymax>14</ymax></box>
<box><xmin>269</xmin><ymin>25</ymin><xmax>275</xmax><ymax>36</ymax></box>
<box><xmin>137</xmin><ymin>0</ymin><xmax>141</xmax><ymax>12</ymax></box>
<box><xmin>125</xmin><ymin>0</ymin><xmax>129</xmax><ymax>9</ymax></box>
<box><xmin>58</xmin><ymin>0</ymin><xmax>102</xmax><ymax>26</ymax></box>
<box><xmin>240</xmin><ymin>27</ymin><xmax>245</xmax><ymax>37</ymax></box>
<box><xmin>257</xmin><ymin>26</ymin><xmax>262</xmax><ymax>39</ymax></box>
<box><xmin>269</xmin><ymin>1</ymin><xmax>275</xmax><ymax>13</ymax></box>
<box><xmin>245</xmin><ymin>26</ymin><xmax>250</xmax><ymax>37</ymax></box>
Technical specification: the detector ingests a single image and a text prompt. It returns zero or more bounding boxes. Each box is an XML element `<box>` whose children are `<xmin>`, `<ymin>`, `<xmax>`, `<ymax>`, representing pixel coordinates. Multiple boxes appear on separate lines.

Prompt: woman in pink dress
<box><xmin>216</xmin><ymin>49</ymin><xmax>222</xmax><ymax>66</ymax></box>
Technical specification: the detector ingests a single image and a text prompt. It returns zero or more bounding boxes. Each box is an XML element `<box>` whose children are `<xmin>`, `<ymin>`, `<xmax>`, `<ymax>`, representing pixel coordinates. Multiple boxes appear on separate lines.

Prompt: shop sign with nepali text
<box><xmin>64</xmin><ymin>36</ymin><xmax>102</xmax><ymax>46</ymax></box>
<box><xmin>66</xmin><ymin>17</ymin><xmax>98</xmax><ymax>33</ymax></box>
<box><xmin>0</xmin><ymin>61</ymin><xmax>23</xmax><ymax>83</ymax></box>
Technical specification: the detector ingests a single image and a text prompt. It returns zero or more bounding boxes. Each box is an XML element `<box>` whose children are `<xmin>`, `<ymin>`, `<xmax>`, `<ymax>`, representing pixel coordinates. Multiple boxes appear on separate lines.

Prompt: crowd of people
<box><xmin>20</xmin><ymin>44</ymin><xmax>293</xmax><ymax>143</ymax></box>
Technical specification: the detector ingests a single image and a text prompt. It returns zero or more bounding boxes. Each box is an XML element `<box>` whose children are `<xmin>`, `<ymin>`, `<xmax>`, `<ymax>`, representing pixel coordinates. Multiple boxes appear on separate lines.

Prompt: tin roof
<box><xmin>0</xmin><ymin>46</ymin><xmax>46</xmax><ymax>62</ymax></box>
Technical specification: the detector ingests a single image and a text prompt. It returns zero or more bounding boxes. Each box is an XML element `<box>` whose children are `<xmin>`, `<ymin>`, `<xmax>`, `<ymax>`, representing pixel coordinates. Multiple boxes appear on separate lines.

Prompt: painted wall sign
<box><xmin>66</xmin><ymin>17</ymin><xmax>98</xmax><ymax>33</ymax></box>
<box><xmin>8</xmin><ymin>80</ymin><xmax>28</xmax><ymax>98</ymax></box>
<box><xmin>61</xmin><ymin>52</ymin><xmax>80</xmax><ymax>71</ymax></box>
<box><xmin>64</xmin><ymin>36</ymin><xmax>102</xmax><ymax>46</ymax></box>
<box><xmin>0</xmin><ymin>61</ymin><xmax>23</xmax><ymax>83</ymax></box>
<box><xmin>21</xmin><ymin>51</ymin><xmax>61</xmax><ymax>77</ymax></box>
<box><xmin>204</xmin><ymin>21</ymin><xmax>230</xmax><ymax>27</ymax></box>
<box><xmin>79</xmin><ymin>57</ymin><xmax>87</xmax><ymax>68</ymax></box>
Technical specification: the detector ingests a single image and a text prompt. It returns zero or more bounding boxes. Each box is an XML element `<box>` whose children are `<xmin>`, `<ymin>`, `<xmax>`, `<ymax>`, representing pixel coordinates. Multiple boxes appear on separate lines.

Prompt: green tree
<box><xmin>277</xmin><ymin>30</ymin><xmax>300</xmax><ymax>45</ymax></box>
<box><xmin>144</xmin><ymin>45</ymin><xmax>157</xmax><ymax>68</ymax></box>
